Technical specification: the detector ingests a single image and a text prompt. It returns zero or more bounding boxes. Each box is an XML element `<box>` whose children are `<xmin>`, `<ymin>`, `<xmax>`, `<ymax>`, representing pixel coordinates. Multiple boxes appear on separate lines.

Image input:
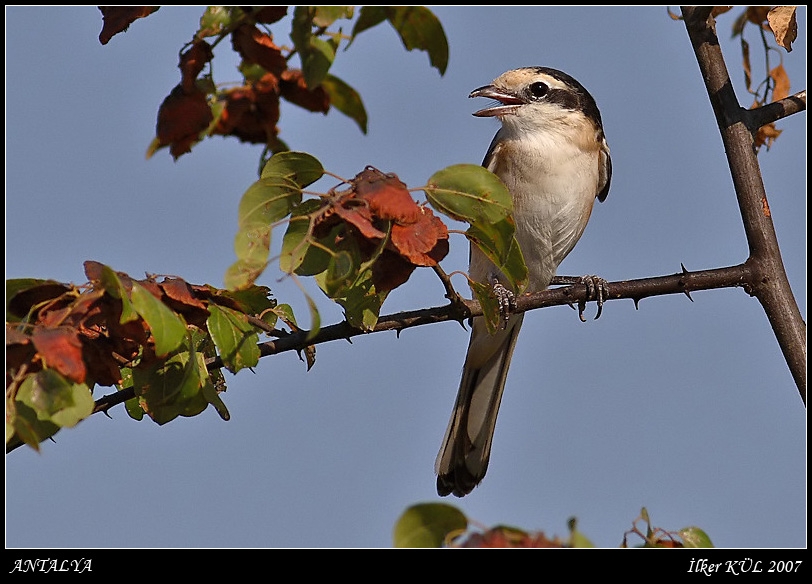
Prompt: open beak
<box><xmin>469</xmin><ymin>85</ymin><xmax>524</xmax><ymax>117</ymax></box>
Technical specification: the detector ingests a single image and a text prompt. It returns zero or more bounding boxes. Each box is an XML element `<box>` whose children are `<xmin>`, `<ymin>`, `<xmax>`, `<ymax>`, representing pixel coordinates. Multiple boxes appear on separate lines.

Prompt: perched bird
<box><xmin>435</xmin><ymin>67</ymin><xmax>612</xmax><ymax>497</ymax></box>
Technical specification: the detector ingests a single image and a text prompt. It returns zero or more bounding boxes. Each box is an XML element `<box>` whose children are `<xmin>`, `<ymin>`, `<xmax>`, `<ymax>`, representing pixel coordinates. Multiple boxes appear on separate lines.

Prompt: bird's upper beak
<box><xmin>469</xmin><ymin>85</ymin><xmax>524</xmax><ymax>117</ymax></box>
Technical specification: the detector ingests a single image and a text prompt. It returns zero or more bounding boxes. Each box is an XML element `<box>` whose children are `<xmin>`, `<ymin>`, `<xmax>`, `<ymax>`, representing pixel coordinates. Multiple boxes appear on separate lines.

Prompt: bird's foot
<box><xmin>489</xmin><ymin>274</ymin><xmax>516</xmax><ymax>329</ymax></box>
<box><xmin>551</xmin><ymin>274</ymin><xmax>609</xmax><ymax>321</ymax></box>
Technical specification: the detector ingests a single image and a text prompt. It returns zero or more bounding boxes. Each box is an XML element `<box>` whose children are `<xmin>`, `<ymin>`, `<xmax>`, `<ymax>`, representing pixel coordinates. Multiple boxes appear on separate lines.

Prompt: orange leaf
<box><xmin>769</xmin><ymin>63</ymin><xmax>791</xmax><ymax>102</ymax></box>
<box><xmin>390</xmin><ymin>210</ymin><xmax>449</xmax><ymax>266</ymax></box>
<box><xmin>334</xmin><ymin>203</ymin><xmax>387</xmax><ymax>240</ymax></box>
<box><xmin>354</xmin><ymin>167</ymin><xmax>422</xmax><ymax>224</ymax></box>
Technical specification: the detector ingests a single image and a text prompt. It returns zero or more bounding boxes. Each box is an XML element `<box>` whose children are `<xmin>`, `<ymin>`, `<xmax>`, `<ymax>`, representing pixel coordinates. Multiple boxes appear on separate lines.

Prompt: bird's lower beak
<box><xmin>469</xmin><ymin>85</ymin><xmax>523</xmax><ymax>117</ymax></box>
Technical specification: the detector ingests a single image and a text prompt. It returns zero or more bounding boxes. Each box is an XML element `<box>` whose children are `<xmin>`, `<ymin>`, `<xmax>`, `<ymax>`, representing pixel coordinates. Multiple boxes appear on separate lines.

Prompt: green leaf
<box><xmin>349</xmin><ymin>7</ymin><xmax>449</xmax><ymax>75</ymax></box>
<box><xmin>311</xmin><ymin>6</ymin><xmax>354</xmax><ymax>28</ymax></box>
<box><xmin>290</xmin><ymin>7</ymin><xmax>337</xmax><ymax>89</ymax></box>
<box><xmin>385</xmin><ymin>6</ymin><xmax>449</xmax><ymax>75</ymax></box>
<box><xmin>425</xmin><ymin>164</ymin><xmax>512</xmax><ymax>224</ymax></box>
<box><xmin>393</xmin><ymin>503</ymin><xmax>468</xmax><ymax>548</ymax></box>
<box><xmin>130</xmin><ymin>281</ymin><xmax>187</xmax><ymax>356</ymax></box>
<box><xmin>131</xmin><ymin>345</ymin><xmax>204</xmax><ymax>425</ymax></box>
<box><xmin>349</xmin><ymin>6</ymin><xmax>388</xmax><ymax>41</ymax></box>
<box><xmin>305</xmin><ymin>36</ymin><xmax>338</xmax><ymax>89</ymax></box>
<box><xmin>9</xmin><ymin>397</ymin><xmax>60</xmax><ymax>451</ymax></box>
<box><xmin>679</xmin><ymin>526</ymin><xmax>714</xmax><ymax>548</ymax></box>
<box><xmin>321</xmin><ymin>74</ymin><xmax>368</xmax><ymax>134</ymax></box>
<box><xmin>19</xmin><ymin>369</ymin><xmax>94</xmax><ymax>429</ymax></box>
<box><xmin>567</xmin><ymin>517</ymin><xmax>595</xmax><ymax>548</ymax></box>
<box><xmin>215</xmin><ymin>285</ymin><xmax>277</xmax><ymax>316</ymax></box>
<box><xmin>238</xmin><ymin>176</ymin><xmax>302</xmax><ymax>228</ymax></box>
<box><xmin>279</xmin><ymin>200</ymin><xmax>329</xmax><ymax>275</ymax></box>
<box><xmin>466</xmin><ymin>219</ymin><xmax>528</xmax><ymax>293</ymax></box>
<box><xmin>470</xmin><ymin>281</ymin><xmax>502</xmax><ymax>336</ymax></box>
<box><xmin>260</xmin><ymin>151</ymin><xmax>324</xmax><ymax>187</ymax></box>
<box><xmin>224</xmin><ymin>258</ymin><xmax>268</xmax><ymax>291</ymax></box>
<box><xmin>207</xmin><ymin>304</ymin><xmax>261</xmax><ymax>373</ymax></box>
<box><xmin>197</xmin><ymin>6</ymin><xmax>236</xmax><ymax>38</ymax></box>
<box><xmin>98</xmin><ymin>264</ymin><xmax>138</xmax><ymax>323</ymax></box>
<box><xmin>228</xmin><ymin>172</ymin><xmax>303</xmax><ymax>288</ymax></box>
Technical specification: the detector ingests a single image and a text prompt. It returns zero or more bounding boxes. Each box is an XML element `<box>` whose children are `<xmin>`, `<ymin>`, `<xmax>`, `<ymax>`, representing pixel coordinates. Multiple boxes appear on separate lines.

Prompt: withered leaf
<box><xmin>98</xmin><ymin>6</ymin><xmax>159</xmax><ymax>45</ymax></box>
<box><xmin>156</xmin><ymin>85</ymin><xmax>214</xmax><ymax>159</ymax></box>
<box><xmin>32</xmin><ymin>328</ymin><xmax>87</xmax><ymax>384</ymax></box>
<box><xmin>767</xmin><ymin>6</ymin><xmax>797</xmax><ymax>52</ymax></box>
<box><xmin>232</xmin><ymin>24</ymin><xmax>287</xmax><ymax>76</ymax></box>
<box><xmin>769</xmin><ymin>63</ymin><xmax>791</xmax><ymax>101</ymax></box>
<box><xmin>354</xmin><ymin>167</ymin><xmax>422</xmax><ymax>224</ymax></box>
<box><xmin>180</xmin><ymin>40</ymin><xmax>214</xmax><ymax>93</ymax></box>
<box><xmin>390</xmin><ymin>210</ymin><xmax>449</xmax><ymax>266</ymax></box>
<box><xmin>280</xmin><ymin>69</ymin><xmax>330</xmax><ymax>113</ymax></box>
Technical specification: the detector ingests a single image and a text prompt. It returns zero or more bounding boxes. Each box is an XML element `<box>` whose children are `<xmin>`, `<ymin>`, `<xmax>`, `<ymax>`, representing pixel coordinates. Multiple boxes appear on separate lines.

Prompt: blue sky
<box><xmin>6</xmin><ymin>6</ymin><xmax>806</xmax><ymax>548</ymax></box>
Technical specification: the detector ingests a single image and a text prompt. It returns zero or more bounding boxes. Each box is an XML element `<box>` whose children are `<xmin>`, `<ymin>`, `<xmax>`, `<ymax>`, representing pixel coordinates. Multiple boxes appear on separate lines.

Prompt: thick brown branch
<box><xmin>681</xmin><ymin>7</ymin><xmax>806</xmax><ymax>403</ymax></box>
<box><xmin>746</xmin><ymin>91</ymin><xmax>807</xmax><ymax>132</ymax></box>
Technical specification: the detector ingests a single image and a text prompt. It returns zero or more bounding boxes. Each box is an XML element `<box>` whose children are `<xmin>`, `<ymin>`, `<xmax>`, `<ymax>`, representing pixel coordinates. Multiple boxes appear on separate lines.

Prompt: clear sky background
<box><xmin>6</xmin><ymin>6</ymin><xmax>806</xmax><ymax>549</ymax></box>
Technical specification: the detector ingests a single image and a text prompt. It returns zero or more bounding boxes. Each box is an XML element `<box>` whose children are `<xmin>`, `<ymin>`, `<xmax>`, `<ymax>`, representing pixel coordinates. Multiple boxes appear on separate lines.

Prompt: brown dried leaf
<box><xmin>741</xmin><ymin>38</ymin><xmax>752</xmax><ymax>94</ymax></box>
<box><xmin>246</xmin><ymin>6</ymin><xmax>289</xmax><ymax>24</ymax></box>
<box><xmin>770</xmin><ymin>63</ymin><xmax>791</xmax><ymax>101</ymax></box>
<box><xmin>31</xmin><ymin>328</ymin><xmax>87</xmax><ymax>384</ymax></box>
<box><xmin>156</xmin><ymin>85</ymin><xmax>214</xmax><ymax>159</ymax></box>
<box><xmin>98</xmin><ymin>6</ymin><xmax>159</xmax><ymax>45</ymax></box>
<box><xmin>745</xmin><ymin>6</ymin><xmax>771</xmax><ymax>26</ymax></box>
<box><xmin>180</xmin><ymin>40</ymin><xmax>214</xmax><ymax>93</ymax></box>
<box><xmin>767</xmin><ymin>6</ymin><xmax>797</xmax><ymax>52</ymax></box>
<box><xmin>334</xmin><ymin>203</ymin><xmax>387</xmax><ymax>240</ymax></box>
<box><xmin>280</xmin><ymin>69</ymin><xmax>330</xmax><ymax>113</ymax></box>
<box><xmin>390</xmin><ymin>210</ymin><xmax>449</xmax><ymax>266</ymax></box>
<box><xmin>371</xmin><ymin>251</ymin><xmax>417</xmax><ymax>293</ymax></box>
<box><xmin>354</xmin><ymin>167</ymin><xmax>423</xmax><ymax>224</ymax></box>
<box><xmin>711</xmin><ymin>6</ymin><xmax>733</xmax><ymax>18</ymax></box>
<box><xmin>160</xmin><ymin>278</ymin><xmax>207</xmax><ymax>310</ymax></box>
<box><xmin>754</xmin><ymin>122</ymin><xmax>782</xmax><ymax>150</ymax></box>
<box><xmin>214</xmin><ymin>77</ymin><xmax>281</xmax><ymax>145</ymax></box>
<box><xmin>232</xmin><ymin>24</ymin><xmax>287</xmax><ymax>76</ymax></box>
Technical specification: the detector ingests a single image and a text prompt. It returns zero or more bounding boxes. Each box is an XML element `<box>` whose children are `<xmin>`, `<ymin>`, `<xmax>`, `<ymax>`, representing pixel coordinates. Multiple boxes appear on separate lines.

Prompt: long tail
<box><xmin>435</xmin><ymin>313</ymin><xmax>525</xmax><ymax>497</ymax></box>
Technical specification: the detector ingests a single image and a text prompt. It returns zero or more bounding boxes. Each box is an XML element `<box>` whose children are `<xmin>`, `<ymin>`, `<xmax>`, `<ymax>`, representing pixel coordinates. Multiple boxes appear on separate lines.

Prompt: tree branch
<box><xmin>681</xmin><ymin>6</ymin><xmax>806</xmax><ymax>404</ymax></box>
<box><xmin>88</xmin><ymin>262</ymin><xmax>758</xmax><ymax>419</ymax></box>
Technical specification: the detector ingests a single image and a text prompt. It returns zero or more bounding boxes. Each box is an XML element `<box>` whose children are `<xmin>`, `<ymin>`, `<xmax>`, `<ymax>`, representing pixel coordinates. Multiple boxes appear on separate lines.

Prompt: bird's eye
<box><xmin>528</xmin><ymin>82</ymin><xmax>549</xmax><ymax>99</ymax></box>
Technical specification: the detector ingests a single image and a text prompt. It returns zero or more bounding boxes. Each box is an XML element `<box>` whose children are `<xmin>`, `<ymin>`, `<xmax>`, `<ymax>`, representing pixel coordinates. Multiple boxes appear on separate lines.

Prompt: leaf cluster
<box><xmin>392</xmin><ymin>503</ymin><xmax>713</xmax><ymax>548</ymax></box>
<box><xmin>6</xmin><ymin>261</ymin><xmax>287</xmax><ymax>450</ymax></box>
<box><xmin>226</xmin><ymin>151</ymin><xmax>527</xmax><ymax>334</ymax></box>
<box><xmin>6</xmin><ymin>154</ymin><xmax>528</xmax><ymax>451</ymax></box>
<box><xmin>99</xmin><ymin>6</ymin><xmax>449</xmax><ymax>164</ymax></box>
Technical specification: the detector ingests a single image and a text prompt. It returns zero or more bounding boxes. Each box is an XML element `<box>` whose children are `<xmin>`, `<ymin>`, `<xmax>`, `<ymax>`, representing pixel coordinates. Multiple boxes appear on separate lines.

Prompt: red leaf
<box><xmin>32</xmin><ymin>328</ymin><xmax>87</xmax><ymax>384</ymax></box>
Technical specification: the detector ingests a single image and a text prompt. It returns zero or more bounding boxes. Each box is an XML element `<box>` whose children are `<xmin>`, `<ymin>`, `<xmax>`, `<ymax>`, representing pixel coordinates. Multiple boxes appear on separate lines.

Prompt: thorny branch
<box><xmin>681</xmin><ymin>6</ymin><xmax>806</xmax><ymax>404</ymax></box>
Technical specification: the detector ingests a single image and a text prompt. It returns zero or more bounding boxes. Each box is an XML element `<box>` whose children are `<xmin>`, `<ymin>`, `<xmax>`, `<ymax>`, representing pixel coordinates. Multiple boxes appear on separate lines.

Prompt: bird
<box><xmin>435</xmin><ymin>67</ymin><xmax>612</xmax><ymax>497</ymax></box>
